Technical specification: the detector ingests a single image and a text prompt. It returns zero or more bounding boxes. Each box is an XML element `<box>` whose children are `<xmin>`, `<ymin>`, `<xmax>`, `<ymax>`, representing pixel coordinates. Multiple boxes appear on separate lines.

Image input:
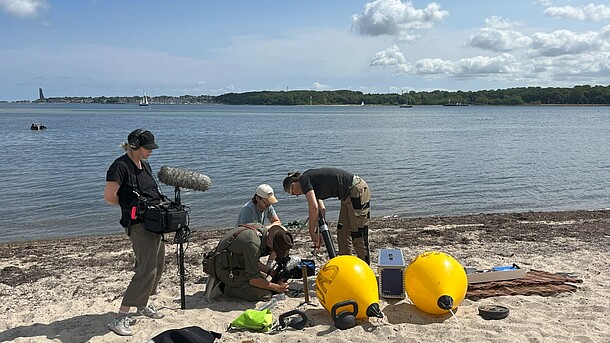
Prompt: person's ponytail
<box><xmin>283</xmin><ymin>171</ymin><xmax>301</xmax><ymax>192</ymax></box>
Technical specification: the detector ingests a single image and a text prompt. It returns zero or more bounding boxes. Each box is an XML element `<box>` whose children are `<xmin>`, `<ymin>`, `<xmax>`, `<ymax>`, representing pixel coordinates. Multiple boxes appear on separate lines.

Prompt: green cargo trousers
<box><xmin>216</xmin><ymin>268</ymin><xmax>272</xmax><ymax>302</ymax></box>
<box><xmin>121</xmin><ymin>223</ymin><xmax>165</xmax><ymax>308</ymax></box>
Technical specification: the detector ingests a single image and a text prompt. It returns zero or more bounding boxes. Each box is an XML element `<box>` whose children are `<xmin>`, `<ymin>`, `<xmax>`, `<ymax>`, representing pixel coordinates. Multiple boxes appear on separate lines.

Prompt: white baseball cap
<box><xmin>256</xmin><ymin>184</ymin><xmax>278</xmax><ymax>204</ymax></box>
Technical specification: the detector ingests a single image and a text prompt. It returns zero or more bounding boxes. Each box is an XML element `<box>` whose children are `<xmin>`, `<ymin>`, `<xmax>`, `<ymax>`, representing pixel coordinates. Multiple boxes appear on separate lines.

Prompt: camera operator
<box><xmin>103</xmin><ymin>129</ymin><xmax>166</xmax><ymax>336</ymax></box>
<box><xmin>206</xmin><ymin>224</ymin><xmax>294</xmax><ymax>302</ymax></box>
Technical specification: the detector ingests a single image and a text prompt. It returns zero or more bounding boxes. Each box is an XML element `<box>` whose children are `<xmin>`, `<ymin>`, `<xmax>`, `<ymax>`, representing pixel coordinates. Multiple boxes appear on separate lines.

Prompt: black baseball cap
<box><xmin>128</xmin><ymin>129</ymin><xmax>158</xmax><ymax>149</ymax></box>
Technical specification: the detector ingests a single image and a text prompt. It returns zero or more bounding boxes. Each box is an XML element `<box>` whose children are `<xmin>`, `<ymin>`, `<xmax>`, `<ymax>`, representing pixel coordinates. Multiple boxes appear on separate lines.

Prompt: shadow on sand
<box><xmin>0</xmin><ymin>312</ymin><xmax>116</xmax><ymax>343</ymax></box>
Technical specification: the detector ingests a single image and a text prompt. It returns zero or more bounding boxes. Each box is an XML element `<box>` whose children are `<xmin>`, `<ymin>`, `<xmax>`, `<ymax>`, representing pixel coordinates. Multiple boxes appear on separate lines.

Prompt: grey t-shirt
<box><xmin>236</xmin><ymin>201</ymin><xmax>277</xmax><ymax>227</ymax></box>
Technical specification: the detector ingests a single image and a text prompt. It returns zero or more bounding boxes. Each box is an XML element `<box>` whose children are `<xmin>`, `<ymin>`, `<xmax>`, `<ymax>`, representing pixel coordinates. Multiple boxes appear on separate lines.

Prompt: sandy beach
<box><xmin>1</xmin><ymin>209</ymin><xmax>608</xmax><ymax>343</ymax></box>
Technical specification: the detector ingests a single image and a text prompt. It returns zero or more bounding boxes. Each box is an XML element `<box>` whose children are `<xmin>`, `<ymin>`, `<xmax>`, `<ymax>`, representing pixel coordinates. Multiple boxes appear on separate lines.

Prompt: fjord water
<box><xmin>0</xmin><ymin>103</ymin><xmax>608</xmax><ymax>243</ymax></box>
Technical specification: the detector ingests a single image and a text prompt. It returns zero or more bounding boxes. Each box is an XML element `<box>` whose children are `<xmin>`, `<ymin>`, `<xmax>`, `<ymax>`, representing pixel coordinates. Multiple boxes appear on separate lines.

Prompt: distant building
<box><xmin>39</xmin><ymin>88</ymin><xmax>45</xmax><ymax>101</ymax></box>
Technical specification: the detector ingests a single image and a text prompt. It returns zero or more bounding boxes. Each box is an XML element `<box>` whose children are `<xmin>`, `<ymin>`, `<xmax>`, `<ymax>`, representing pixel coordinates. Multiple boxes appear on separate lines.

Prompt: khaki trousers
<box><xmin>337</xmin><ymin>176</ymin><xmax>371</xmax><ymax>264</ymax></box>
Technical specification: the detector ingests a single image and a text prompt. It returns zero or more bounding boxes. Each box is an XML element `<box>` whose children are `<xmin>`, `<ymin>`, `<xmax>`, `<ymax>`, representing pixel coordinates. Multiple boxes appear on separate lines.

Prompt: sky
<box><xmin>1</xmin><ymin>0</ymin><xmax>609</xmax><ymax>101</ymax></box>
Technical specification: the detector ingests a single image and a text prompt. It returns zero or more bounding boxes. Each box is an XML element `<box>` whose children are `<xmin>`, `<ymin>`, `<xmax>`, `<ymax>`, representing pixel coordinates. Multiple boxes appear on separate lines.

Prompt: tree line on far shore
<box><xmin>29</xmin><ymin>84</ymin><xmax>609</xmax><ymax>106</ymax></box>
<box><xmin>216</xmin><ymin>85</ymin><xmax>609</xmax><ymax>106</ymax></box>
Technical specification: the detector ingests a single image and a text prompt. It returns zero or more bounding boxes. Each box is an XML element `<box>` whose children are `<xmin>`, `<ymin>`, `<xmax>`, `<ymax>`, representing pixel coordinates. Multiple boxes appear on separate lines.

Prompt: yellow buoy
<box><xmin>316</xmin><ymin>255</ymin><xmax>383</xmax><ymax>319</ymax></box>
<box><xmin>404</xmin><ymin>251</ymin><xmax>468</xmax><ymax>315</ymax></box>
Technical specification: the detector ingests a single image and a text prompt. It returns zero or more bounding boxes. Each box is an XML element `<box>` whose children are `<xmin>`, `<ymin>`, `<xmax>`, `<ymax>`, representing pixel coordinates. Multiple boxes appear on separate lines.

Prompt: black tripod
<box><xmin>171</xmin><ymin>186</ymin><xmax>191</xmax><ymax>310</ymax></box>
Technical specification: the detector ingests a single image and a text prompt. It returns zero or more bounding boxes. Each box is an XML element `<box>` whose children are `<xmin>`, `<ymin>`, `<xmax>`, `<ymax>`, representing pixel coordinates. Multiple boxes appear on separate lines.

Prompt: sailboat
<box><xmin>399</xmin><ymin>89</ymin><xmax>412</xmax><ymax>108</ymax></box>
<box><xmin>139</xmin><ymin>92</ymin><xmax>149</xmax><ymax>106</ymax></box>
<box><xmin>399</xmin><ymin>97</ymin><xmax>412</xmax><ymax>108</ymax></box>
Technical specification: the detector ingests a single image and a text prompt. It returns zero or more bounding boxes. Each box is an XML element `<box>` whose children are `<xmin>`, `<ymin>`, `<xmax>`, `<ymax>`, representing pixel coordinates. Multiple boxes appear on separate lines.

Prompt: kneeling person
<box><xmin>212</xmin><ymin>224</ymin><xmax>294</xmax><ymax>301</ymax></box>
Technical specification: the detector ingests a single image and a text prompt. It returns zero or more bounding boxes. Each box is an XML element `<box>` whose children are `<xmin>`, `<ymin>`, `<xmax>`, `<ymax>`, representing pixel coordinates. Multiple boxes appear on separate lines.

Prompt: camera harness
<box><xmin>121</xmin><ymin>158</ymin><xmax>181</xmax><ymax>237</ymax></box>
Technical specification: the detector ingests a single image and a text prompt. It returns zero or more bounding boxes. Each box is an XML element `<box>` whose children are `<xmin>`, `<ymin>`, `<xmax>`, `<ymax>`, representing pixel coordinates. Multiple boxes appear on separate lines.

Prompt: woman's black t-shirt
<box><xmin>106</xmin><ymin>154</ymin><xmax>161</xmax><ymax>227</ymax></box>
<box><xmin>299</xmin><ymin>168</ymin><xmax>354</xmax><ymax>201</ymax></box>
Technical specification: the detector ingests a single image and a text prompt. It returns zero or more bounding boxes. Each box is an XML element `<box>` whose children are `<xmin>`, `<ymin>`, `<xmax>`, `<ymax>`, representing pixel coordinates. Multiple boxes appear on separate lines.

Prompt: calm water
<box><xmin>0</xmin><ymin>103</ymin><xmax>608</xmax><ymax>243</ymax></box>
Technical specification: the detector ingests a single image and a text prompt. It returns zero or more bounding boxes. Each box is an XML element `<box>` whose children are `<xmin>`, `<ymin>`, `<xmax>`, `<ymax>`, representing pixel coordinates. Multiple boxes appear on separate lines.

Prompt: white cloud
<box><xmin>412</xmin><ymin>58</ymin><xmax>453</xmax><ymax>74</ymax></box>
<box><xmin>351</xmin><ymin>0</ymin><xmax>449</xmax><ymax>41</ymax></box>
<box><xmin>544</xmin><ymin>3</ymin><xmax>610</xmax><ymax>21</ymax></box>
<box><xmin>467</xmin><ymin>16</ymin><xmax>607</xmax><ymax>59</ymax></box>
<box><xmin>534</xmin><ymin>0</ymin><xmax>554</xmax><ymax>7</ymax></box>
<box><xmin>601</xmin><ymin>24</ymin><xmax>610</xmax><ymax>39</ymax></box>
<box><xmin>0</xmin><ymin>0</ymin><xmax>47</xmax><ymax>18</ymax></box>
<box><xmin>466</xmin><ymin>28</ymin><xmax>531</xmax><ymax>52</ymax></box>
<box><xmin>454</xmin><ymin>54</ymin><xmax>520</xmax><ymax>75</ymax></box>
<box><xmin>529</xmin><ymin>29</ymin><xmax>604</xmax><ymax>56</ymax></box>
<box><xmin>466</xmin><ymin>16</ymin><xmax>532</xmax><ymax>52</ymax></box>
<box><xmin>369</xmin><ymin>40</ymin><xmax>608</xmax><ymax>85</ymax></box>
<box><xmin>370</xmin><ymin>45</ymin><xmax>411</xmax><ymax>73</ymax></box>
<box><xmin>483</xmin><ymin>16</ymin><xmax>522</xmax><ymax>30</ymax></box>
<box><xmin>413</xmin><ymin>54</ymin><xmax>519</xmax><ymax>76</ymax></box>
<box><xmin>371</xmin><ymin>45</ymin><xmax>520</xmax><ymax>77</ymax></box>
<box><xmin>457</xmin><ymin>4</ymin><xmax>610</xmax><ymax>87</ymax></box>
<box><xmin>524</xmin><ymin>52</ymin><xmax>609</xmax><ymax>83</ymax></box>
<box><xmin>370</xmin><ymin>45</ymin><xmax>407</xmax><ymax>65</ymax></box>
<box><xmin>312</xmin><ymin>82</ymin><xmax>331</xmax><ymax>90</ymax></box>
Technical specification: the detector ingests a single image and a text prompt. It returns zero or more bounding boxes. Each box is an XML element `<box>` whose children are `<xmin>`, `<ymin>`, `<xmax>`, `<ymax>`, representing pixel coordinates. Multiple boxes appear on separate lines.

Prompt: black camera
<box><xmin>271</xmin><ymin>256</ymin><xmax>315</xmax><ymax>283</ymax></box>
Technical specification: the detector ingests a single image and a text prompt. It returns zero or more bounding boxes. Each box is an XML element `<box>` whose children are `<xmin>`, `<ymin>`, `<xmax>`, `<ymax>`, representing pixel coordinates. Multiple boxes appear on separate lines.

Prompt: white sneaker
<box><xmin>204</xmin><ymin>277</ymin><xmax>222</xmax><ymax>302</ymax></box>
<box><xmin>136</xmin><ymin>304</ymin><xmax>164</xmax><ymax>319</ymax></box>
<box><xmin>108</xmin><ymin>316</ymin><xmax>134</xmax><ymax>336</ymax></box>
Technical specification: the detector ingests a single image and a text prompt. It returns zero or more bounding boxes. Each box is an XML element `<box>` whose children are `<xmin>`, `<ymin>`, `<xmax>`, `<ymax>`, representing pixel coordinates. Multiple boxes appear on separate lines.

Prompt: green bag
<box><xmin>229</xmin><ymin>309</ymin><xmax>273</xmax><ymax>332</ymax></box>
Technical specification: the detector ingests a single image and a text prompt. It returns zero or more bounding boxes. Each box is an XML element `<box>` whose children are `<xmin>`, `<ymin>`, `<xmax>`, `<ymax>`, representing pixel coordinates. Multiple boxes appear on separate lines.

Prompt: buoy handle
<box><xmin>330</xmin><ymin>300</ymin><xmax>359</xmax><ymax>321</ymax></box>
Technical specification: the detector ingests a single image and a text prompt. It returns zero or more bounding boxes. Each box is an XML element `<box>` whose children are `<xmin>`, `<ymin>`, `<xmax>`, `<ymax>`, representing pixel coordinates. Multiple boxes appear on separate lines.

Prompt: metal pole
<box><xmin>179</xmin><ymin>241</ymin><xmax>186</xmax><ymax>309</ymax></box>
<box><xmin>174</xmin><ymin>186</ymin><xmax>187</xmax><ymax>310</ymax></box>
<box><xmin>301</xmin><ymin>265</ymin><xmax>310</xmax><ymax>303</ymax></box>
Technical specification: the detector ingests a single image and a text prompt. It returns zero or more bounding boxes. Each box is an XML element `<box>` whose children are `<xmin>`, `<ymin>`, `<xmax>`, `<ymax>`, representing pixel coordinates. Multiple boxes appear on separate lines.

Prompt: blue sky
<box><xmin>1</xmin><ymin>0</ymin><xmax>609</xmax><ymax>101</ymax></box>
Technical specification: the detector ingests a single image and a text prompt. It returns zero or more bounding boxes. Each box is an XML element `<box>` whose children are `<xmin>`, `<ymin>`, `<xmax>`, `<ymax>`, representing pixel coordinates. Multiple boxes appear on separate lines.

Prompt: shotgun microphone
<box><xmin>157</xmin><ymin>165</ymin><xmax>211</xmax><ymax>192</ymax></box>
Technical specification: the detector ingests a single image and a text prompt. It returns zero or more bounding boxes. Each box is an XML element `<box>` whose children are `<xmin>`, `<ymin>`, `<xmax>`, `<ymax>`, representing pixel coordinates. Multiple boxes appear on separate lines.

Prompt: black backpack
<box><xmin>149</xmin><ymin>326</ymin><xmax>221</xmax><ymax>343</ymax></box>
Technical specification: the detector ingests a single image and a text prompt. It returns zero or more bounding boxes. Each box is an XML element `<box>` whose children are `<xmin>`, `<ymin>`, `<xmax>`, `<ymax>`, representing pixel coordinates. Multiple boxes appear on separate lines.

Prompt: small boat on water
<box><xmin>139</xmin><ymin>92</ymin><xmax>149</xmax><ymax>106</ymax></box>
<box><xmin>399</xmin><ymin>90</ymin><xmax>413</xmax><ymax>108</ymax></box>
<box><xmin>443</xmin><ymin>99</ymin><xmax>469</xmax><ymax>106</ymax></box>
<box><xmin>31</xmin><ymin>123</ymin><xmax>47</xmax><ymax>130</ymax></box>
<box><xmin>443</xmin><ymin>103</ymin><xmax>469</xmax><ymax>106</ymax></box>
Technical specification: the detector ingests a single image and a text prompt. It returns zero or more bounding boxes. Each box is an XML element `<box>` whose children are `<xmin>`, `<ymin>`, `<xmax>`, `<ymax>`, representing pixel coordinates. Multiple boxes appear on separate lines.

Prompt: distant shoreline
<box><xmin>2</xmin><ymin>102</ymin><xmax>608</xmax><ymax>107</ymax></box>
<box><xmin>3</xmin><ymin>84</ymin><xmax>609</xmax><ymax>105</ymax></box>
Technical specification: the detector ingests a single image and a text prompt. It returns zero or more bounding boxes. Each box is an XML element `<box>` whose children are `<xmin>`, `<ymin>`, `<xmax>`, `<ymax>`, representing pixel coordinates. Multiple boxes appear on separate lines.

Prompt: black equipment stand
<box><xmin>172</xmin><ymin>186</ymin><xmax>190</xmax><ymax>310</ymax></box>
<box><xmin>318</xmin><ymin>212</ymin><xmax>336</xmax><ymax>259</ymax></box>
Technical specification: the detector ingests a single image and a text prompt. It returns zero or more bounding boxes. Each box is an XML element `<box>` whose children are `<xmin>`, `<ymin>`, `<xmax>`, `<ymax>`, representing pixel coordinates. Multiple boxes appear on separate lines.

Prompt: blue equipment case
<box><xmin>378</xmin><ymin>249</ymin><xmax>406</xmax><ymax>299</ymax></box>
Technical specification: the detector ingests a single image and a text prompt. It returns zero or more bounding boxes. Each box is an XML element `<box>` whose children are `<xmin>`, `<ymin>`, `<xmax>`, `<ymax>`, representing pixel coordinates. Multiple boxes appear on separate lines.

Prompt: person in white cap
<box><xmin>236</xmin><ymin>184</ymin><xmax>282</xmax><ymax>227</ymax></box>
<box><xmin>237</xmin><ymin>184</ymin><xmax>284</xmax><ymax>269</ymax></box>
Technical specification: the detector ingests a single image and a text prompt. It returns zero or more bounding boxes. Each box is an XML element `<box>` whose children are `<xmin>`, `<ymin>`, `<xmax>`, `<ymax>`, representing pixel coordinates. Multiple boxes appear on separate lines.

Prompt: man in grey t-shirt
<box><xmin>236</xmin><ymin>184</ymin><xmax>282</xmax><ymax>227</ymax></box>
